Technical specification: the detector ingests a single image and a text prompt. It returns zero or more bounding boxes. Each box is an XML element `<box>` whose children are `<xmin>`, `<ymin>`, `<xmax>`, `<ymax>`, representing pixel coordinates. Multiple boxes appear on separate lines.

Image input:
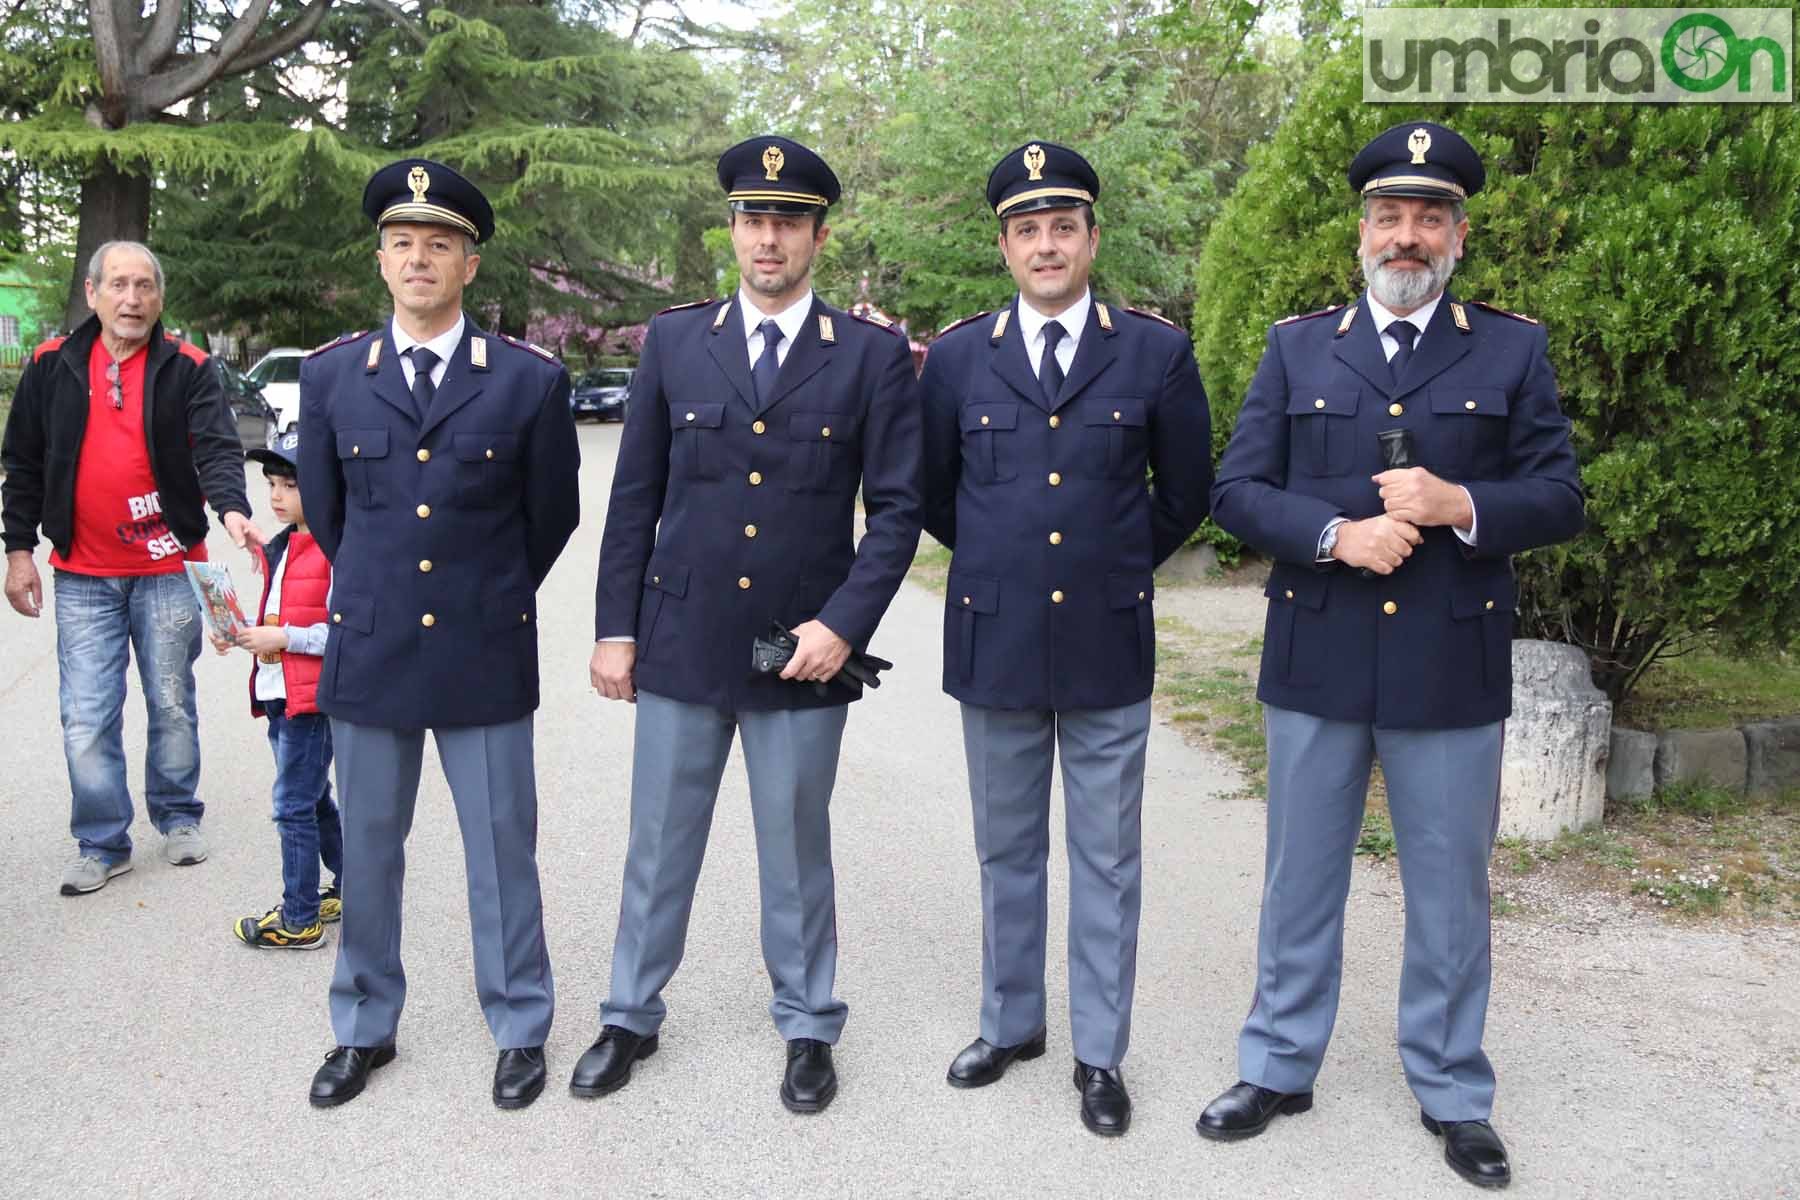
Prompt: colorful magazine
<box><xmin>184</xmin><ymin>560</ymin><xmax>248</xmax><ymax>641</ymax></box>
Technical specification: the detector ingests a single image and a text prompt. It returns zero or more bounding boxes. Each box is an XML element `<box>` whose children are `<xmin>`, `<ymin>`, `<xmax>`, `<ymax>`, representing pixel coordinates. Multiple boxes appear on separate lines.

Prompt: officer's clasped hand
<box><xmin>1331</xmin><ymin>514</ymin><xmax>1422</xmax><ymax>576</ymax></box>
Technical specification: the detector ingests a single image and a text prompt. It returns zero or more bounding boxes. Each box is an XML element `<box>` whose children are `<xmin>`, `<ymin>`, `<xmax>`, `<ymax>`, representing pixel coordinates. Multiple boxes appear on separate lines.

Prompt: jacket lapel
<box><xmin>1331</xmin><ymin>294</ymin><xmax>1397</xmax><ymax>399</ymax></box>
<box><xmin>419</xmin><ymin>317</ymin><xmax>486</xmax><ymax>436</ymax></box>
<box><xmin>758</xmin><ymin>298</ymin><xmax>834</xmax><ymax>414</ymax></box>
<box><xmin>705</xmin><ymin>296</ymin><xmax>757</xmax><ymax>413</ymax></box>
<box><xmin>989</xmin><ymin>298</ymin><xmax>1048</xmax><ymax>411</ymax></box>
<box><xmin>1051</xmin><ymin>301</ymin><xmax>1119</xmax><ymax>412</ymax></box>
<box><xmin>1389</xmin><ymin>293</ymin><xmax>1473</xmax><ymax>400</ymax></box>
<box><xmin>369</xmin><ymin>321</ymin><xmax>416</xmax><ymax>422</ymax></box>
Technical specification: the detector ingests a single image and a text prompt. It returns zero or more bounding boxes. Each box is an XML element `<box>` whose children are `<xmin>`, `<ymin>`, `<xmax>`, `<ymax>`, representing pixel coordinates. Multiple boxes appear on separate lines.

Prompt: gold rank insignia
<box><xmin>991</xmin><ymin>309</ymin><xmax>1011</xmax><ymax>341</ymax></box>
<box><xmin>1408</xmin><ymin>127</ymin><xmax>1432</xmax><ymax>164</ymax></box>
<box><xmin>712</xmin><ymin>302</ymin><xmax>731</xmax><ymax>331</ymax></box>
<box><xmin>1024</xmin><ymin>144</ymin><xmax>1046</xmax><ymax>181</ymax></box>
<box><xmin>1096</xmin><ymin>303</ymin><xmax>1114</xmax><ymax>332</ymax></box>
<box><xmin>366</xmin><ymin>337</ymin><xmax>383</xmax><ymax>370</ymax></box>
<box><xmin>1450</xmin><ymin>302</ymin><xmax>1471</xmax><ymax>333</ymax></box>
<box><xmin>407</xmin><ymin>165</ymin><xmax>431</xmax><ymax>203</ymax></box>
<box><xmin>818</xmin><ymin>314</ymin><xmax>835</xmax><ymax>343</ymax></box>
<box><xmin>471</xmin><ymin>336</ymin><xmax>488</xmax><ymax>367</ymax></box>
<box><xmin>762</xmin><ymin>145</ymin><xmax>784</xmax><ymax>181</ymax></box>
<box><xmin>1335</xmin><ymin>305</ymin><xmax>1358</xmax><ymax>336</ymax></box>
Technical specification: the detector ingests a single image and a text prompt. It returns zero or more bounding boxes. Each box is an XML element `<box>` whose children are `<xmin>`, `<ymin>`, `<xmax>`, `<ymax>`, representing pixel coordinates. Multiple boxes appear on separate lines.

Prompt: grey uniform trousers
<box><xmin>601</xmin><ymin>690</ymin><xmax>851</xmax><ymax>1043</ymax></box>
<box><xmin>1239</xmin><ymin>704</ymin><xmax>1504</xmax><ymax>1121</ymax></box>
<box><xmin>961</xmin><ymin>699</ymin><xmax>1151</xmax><ymax>1070</ymax></box>
<box><xmin>327</xmin><ymin>715</ymin><xmax>553</xmax><ymax>1050</ymax></box>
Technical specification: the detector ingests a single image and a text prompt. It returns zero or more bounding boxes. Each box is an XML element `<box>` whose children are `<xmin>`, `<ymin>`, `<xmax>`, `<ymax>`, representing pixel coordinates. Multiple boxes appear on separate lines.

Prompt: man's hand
<box><xmin>235</xmin><ymin>626</ymin><xmax>287</xmax><ymax>655</ymax></box>
<box><xmin>1373</xmin><ymin>467</ymin><xmax>1473</xmax><ymax>529</ymax></box>
<box><xmin>223</xmin><ymin>512</ymin><xmax>268</xmax><ymax>573</ymax></box>
<box><xmin>1331</xmin><ymin>515</ymin><xmax>1423</xmax><ymax>575</ymax></box>
<box><xmin>779</xmin><ymin>619</ymin><xmax>851</xmax><ymax>684</ymax></box>
<box><xmin>591</xmin><ymin>640</ymin><xmax>638</xmax><ymax>703</ymax></box>
<box><xmin>4</xmin><ymin>550</ymin><xmax>42</xmax><ymax>618</ymax></box>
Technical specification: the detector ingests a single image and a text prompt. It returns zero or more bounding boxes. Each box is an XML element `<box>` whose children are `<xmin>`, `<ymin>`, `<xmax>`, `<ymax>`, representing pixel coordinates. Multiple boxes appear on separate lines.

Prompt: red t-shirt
<box><xmin>49</xmin><ymin>340</ymin><xmax>208</xmax><ymax>576</ymax></box>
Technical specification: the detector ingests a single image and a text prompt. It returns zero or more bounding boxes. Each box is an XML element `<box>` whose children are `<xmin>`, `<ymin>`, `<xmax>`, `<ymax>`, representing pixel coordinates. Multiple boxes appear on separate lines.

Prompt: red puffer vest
<box><xmin>248</xmin><ymin>528</ymin><xmax>331</xmax><ymax>717</ymax></box>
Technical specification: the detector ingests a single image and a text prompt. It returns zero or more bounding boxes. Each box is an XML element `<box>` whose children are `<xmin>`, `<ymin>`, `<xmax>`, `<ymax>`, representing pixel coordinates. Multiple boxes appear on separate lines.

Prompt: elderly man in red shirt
<box><xmin>3</xmin><ymin>240</ymin><xmax>264</xmax><ymax>896</ymax></box>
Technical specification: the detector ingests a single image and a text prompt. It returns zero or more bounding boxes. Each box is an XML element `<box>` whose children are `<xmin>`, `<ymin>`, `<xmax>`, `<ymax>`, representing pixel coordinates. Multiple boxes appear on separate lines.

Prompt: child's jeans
<box><xmin>264</xmin><ymin>699</ymin><xmax>344</xmax><ymax>926</ymax></box>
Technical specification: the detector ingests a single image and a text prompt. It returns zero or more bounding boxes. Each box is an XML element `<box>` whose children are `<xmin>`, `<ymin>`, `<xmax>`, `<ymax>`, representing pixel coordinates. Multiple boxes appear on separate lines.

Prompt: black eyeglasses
<box><xmin>105</xmin><ymin>360</ymin><xmax>122</xmax><ymax>410</ymax></box>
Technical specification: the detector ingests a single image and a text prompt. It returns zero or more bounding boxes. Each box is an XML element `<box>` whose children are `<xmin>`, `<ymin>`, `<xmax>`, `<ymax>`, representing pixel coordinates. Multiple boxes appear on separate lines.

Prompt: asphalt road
<box><xmin>1</xmin><ymin>422</ymin><xmax>1795</xmax><ymax>1199</ymax></box>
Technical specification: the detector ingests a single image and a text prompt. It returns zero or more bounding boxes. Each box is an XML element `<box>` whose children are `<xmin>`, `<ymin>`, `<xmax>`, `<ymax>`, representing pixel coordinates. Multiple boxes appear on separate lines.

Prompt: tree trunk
<box><xmin>62</xmin><ymin>158</ymin><xmax>153</xmax><ymax>333</ymax></box>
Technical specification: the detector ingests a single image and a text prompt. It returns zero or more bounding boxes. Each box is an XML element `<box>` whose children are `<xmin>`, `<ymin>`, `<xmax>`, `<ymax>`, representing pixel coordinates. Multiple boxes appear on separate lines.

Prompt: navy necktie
<box><xmin>409</xmin><ymin>346</ymin><xmax>439</xmax><ymax>422</ymax></box>
<box><xmin>1040</xmin><ymin>320</ymin><xmax>1066</xmax><ymax>404</ymax></box>
<box><xmin>753</xmin><ymin>319</ymin><xmax>783</xmax><ymax>406</ymax></box>
<box><xmin>1386</xmin><ymin>319</ymin><xmax>1418</xmax><ymax>383</ymax></box>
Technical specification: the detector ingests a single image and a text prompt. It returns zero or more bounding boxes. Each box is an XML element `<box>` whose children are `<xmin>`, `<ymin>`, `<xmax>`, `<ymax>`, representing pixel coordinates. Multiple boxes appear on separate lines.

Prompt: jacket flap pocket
<box><xmin>484</xmin><ymin>588</ymin><xmax>536</xmax><ymax>632</ymax></box>
<box><xmin>948</xmin><ymin>570</ymin><xmax>999</xmax><ymax>615</ymax></box>
<box><xmin>961</xmin><ymin>403</ymin><xmax>1019</xmax><ymax>433</ymax></box>
<box><xmin>1450</xmin><ymin>576</ymin><xmax>1514</xmax><ymax>620</ymax></box>
<box><xmin>453</xmin><ymin>432</ymin><xmax>520</xmax><ymax>462</ymax></box>
<box><xmin>789</xmin><ymin>410</ymin><xmax>862</xmax><ymax>441</ymax></box>
<box><xmin>329</xmin><ymin>592</ymin><xmax>374</xmax><ymax>635</ymax></box>
<box><xmin>1264</xmin><ymin>567</ymin><xmax>1329</xmax><ymax>611</ymax></box>
<box><xmin>1431</xmin><ymin>388</ymin><xmax>1509</xmax><ymax>417</ymax></box>
<box><xmin>1085</xmin><ymin>397</ymin><xmax>1148</xmax><ymax>428</ymax></box>
<box><xmin>673</xmin><ymin>402</ymin><xmax>725</xmax><ymax>430</ymax></box>
<box><xmin>336</xmin><ymin>429</ymin><xmax>389</xmax><ymax>460</ymax></box>
<box><xmin>1107</xmin><ymin>571</ymin><xmax>1154</xmax><ymax>609</ymax></box>
<box><xmin>1287</xmin><ymin>390</ymin><xmax>1359</xmax><ymax>417</ymax></box>
<box><xmin>644</xmin><ymin>562</ymin><xmax>690</xmax><ymax>599</ymax></box>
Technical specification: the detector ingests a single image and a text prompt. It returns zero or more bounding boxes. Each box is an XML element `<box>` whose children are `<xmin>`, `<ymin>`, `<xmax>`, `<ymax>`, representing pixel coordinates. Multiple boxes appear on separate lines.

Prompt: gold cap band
<box><xmin>378</xmin><ymin>202</ymin><xmax>479</xmax><ymax>238</ymax></box>
<box><xmin>728</xmin><ymin>189</ymin><xmax>829</xmax><ymax>207</ymax></box>
<box><xmin>994</xmin><ymin>186</ymin><xmax>1096</xmax><ymax>217</ymax></box>
<box><xmin>1360</xmin><ymin>174</ymin><xmax>1468</xmax><ymax>200</ymax></box>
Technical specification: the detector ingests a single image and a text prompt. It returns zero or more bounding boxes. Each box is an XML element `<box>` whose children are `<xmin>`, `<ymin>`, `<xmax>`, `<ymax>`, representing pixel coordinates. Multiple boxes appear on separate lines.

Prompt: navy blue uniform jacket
<box><xmin>593</xmin><ymin>295</ymin><xmax>923</xmax><ymax>712</ymax></box>
<box><xmin>1211</xmin><ymin>292</ymin><xmax>1584</xmax><ymax>730</ymax></box>
<box><xmin>920</xmin><ymin>299</ymin><xmax>1213</xmax><ymax>711</ymax></box>
<box><xmin>297</xmin><ymin>316</ymin><xmax>581</xmax><ymax>729</ymax></box>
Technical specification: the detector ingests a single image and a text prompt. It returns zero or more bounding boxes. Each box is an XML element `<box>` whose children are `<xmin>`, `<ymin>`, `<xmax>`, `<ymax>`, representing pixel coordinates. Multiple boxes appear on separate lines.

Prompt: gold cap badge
<box><xmin>762</xmin><ymin>145</ymin><xmax>785</xmax><ymax>182</ymax></box>
<box><xmin>407</xmin><ymin>165</ymin><xmax>431</xmax><ymax>203</ymax></box>
<box><xmin>1408</xmin><ymin>128</ymin><xmax>1432</xmax><ymax>165</ymax></box>
<box><xmin>1023</xmin><ymin>144</ymin><xmax>1046</xmax><ymax>182</ymax></box>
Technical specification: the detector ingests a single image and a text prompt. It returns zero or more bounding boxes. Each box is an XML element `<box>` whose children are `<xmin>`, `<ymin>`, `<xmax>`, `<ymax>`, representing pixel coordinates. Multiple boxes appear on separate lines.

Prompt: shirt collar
<box><xmin>1364</xmin><ymin>291</ymin><xmax>1442</xmax><ymax>340</ymax></box>
<box><xmin>1015</xmin><ymin>289</ymin><xmax>1092</xmax><ymax>349</ymax></box>
<box><xmin>738</xmin><ymin>288</ymin><xmax>814</xmax><ymax>348</ymax></box>
<box><xmin>390</xmin><ymin>313</ymin><xmax>466</xmax><ymax>365</ymax></box>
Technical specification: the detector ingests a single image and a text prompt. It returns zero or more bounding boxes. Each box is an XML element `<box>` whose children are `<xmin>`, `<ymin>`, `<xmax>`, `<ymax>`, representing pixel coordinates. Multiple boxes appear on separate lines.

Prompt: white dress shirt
<box><xmin>1015</xmin><ymin>290</ymin><xmax>1090</xmax><ymax>380</ymax></box>
<box><xmin>740</xmin><ymin>287</ymin><xmax>814</xmax><ymax>368</ymax></box>
<box><xmin>391</xmin><ymin>314</ymin><xmax>465</xmax><ymax>389</ymax></box>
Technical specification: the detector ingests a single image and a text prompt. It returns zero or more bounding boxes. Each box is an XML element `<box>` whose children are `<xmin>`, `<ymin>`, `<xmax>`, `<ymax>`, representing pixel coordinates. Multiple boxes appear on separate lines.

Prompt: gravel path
<box><xmin>1</xmin><ymin>423</ymin><xmax>1794</xmax><ymax>1199</ymax></box>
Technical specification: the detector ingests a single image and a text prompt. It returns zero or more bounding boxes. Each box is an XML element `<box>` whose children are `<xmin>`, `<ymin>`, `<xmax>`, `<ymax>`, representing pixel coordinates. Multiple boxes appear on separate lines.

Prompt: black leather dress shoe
<box><xmin>1194</xmin><ymin>1080</ymin><xmax>1314</xmax><ymax>1141</ymax></box>
<box><xmin>493</xmin><ymin>1046</ymin><xmax>546</xmax><ymax>1110</ymax></box>
<box><xmin>1423</xmin><ymin>1112</ymin><xmax>1512</xmax><ymax>1189</ymax></box>
<box><xmin>781</xmin><ymin>1038</ymin><xmax>837</xmax><ymax>1114</ymax></box>
<box><xmin>569</xmin><ymin>1025</ymin><xmax>658</xmax><ymax>1098</ymax></box>
<box><xmin>1073</xmin><ymin>1061</ymin><xmax>1131</xmax><ymax>1136</ymax></box>
<box><xmin>308</xmin><ymin>1044</ymin><xmax>397</xmax><ymax>1108</ymax></box>
<box><xmin>946</xmin><ymin>1028</ymin><xmax>1047</xmax><ymax>1088</ymax></box>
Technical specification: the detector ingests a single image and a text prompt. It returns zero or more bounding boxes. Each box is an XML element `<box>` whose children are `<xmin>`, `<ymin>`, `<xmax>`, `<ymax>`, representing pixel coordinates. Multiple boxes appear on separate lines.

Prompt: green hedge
<box><xmin>1192</xmin><ymin>0</ymin><xmax>1800</xmax><ymax>700</ymax></box>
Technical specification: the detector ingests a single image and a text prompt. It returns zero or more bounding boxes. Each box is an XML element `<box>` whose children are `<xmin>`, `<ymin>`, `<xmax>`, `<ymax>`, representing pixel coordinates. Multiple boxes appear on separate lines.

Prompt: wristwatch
<box><xmin>1317</xmin><ymin>519</ymin><xmax>1345</xmax><ymax>563</ymax></box>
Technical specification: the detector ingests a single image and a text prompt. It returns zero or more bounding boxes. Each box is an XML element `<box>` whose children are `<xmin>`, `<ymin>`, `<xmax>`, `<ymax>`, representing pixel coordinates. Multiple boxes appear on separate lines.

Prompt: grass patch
<box><xmin>1615</xmin><ymin>646</ymin><xmax>1800</xmax><ymax>731</ymax></box>
<box><xmin>908</xmin><ymin>538</ymin><xmax>952</xmax><ymax>593</ymax></box>
<box><xmin>1153</xmin><ymin>617</ymin><xmax>1265</xmax><ymax>795</ymax></box>
<box><xmin>1357</xmin><ymin>808</ymin><xmax>1396</xmax><ymax>860</ymax></box>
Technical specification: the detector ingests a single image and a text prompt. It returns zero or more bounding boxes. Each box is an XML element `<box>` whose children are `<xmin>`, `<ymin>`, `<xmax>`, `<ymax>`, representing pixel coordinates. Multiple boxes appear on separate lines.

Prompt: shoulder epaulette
<box><xmin>1275</xmin><ymin>303</ymin><xmax>1344</xmax><ymax>328</ymax></box>
<box><xmin>31</xmin><ymin>336</ymin><xmax>67</xmax><ymax>363</ymax></box>
<box><xmin>306</xmin><ymin>330</ymin><xmax>369</xmax><ymax>358</ymax></box>
<box><xmin>1123</xmin><ymin>306</ymin><xmax>1180</xmax><ymax>331</ymax></box>
<box><xmin>1469</xmin><ymin>300</ymin><xmax>1541</xmax><ymax>326</ymax></box>
<box><xmin>657</xmin><ymin>298</ymin><xmax>714</xmax><ymax>316</ymax></box>
<box><xmin>936</xmin><ymin>310</ymin><xmax>992</xmax><ymax>338</ymax></box>
<box><xmin>849</xmin><ymin>309</ymin><xmax>902</xmax><ymax>335</ymax></box>
<box><xmin>498</xmin><ymin>332</ymin><xmax>559</xmax><ymax>362</ymax></box>
<box><xmin>164</xmin><ymin>334</ymin><xmax>208</xmax><ymax>365</ymax></box>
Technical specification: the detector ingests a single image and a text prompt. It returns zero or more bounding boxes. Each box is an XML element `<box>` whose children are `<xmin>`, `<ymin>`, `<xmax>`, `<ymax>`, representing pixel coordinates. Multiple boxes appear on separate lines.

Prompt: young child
<box><xmin>215</xmin><ymin>429</ymin><xmax>345</xmax><ymax>949</ymax></box>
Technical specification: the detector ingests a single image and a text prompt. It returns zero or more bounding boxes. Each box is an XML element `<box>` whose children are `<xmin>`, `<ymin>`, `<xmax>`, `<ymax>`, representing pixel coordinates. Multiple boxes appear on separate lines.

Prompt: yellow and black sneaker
<box><xmin>319</xmin><ymin>884</ymin><xmax>342</xmax><ymax>925</ymax></box>
<box><xmin>233</xmin><ymin>905</ymin><xmax>326</xmax><ymax>950</ymax></box>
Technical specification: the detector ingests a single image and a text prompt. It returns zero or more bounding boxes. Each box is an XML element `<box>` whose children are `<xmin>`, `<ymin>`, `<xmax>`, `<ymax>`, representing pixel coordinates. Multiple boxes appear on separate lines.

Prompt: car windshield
<box><xmin>250</xmin><ymin>356</ymin><xmax>302</xmax><ymax>385</ymax></box>
<box><xmin>577</xmin><ymin>370</ymin><xmax>632</xmax><ymax>389</ymax></box>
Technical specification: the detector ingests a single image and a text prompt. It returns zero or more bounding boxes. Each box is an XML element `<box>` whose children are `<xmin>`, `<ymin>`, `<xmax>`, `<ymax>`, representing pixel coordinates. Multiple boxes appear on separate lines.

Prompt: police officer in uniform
<box><xmin>1196</xmin><ymin>123</ymin><xmax>1583</xmax><ymax>1188</ymax></box>
<box><xmin>573</xmin><ymin>136</ymin><xmax>921</xmax><ymax>1114</ymax></box>
<box><xmin>296</xmin><ymin>159</ymin><xmax>581</xmax><ymax>1110</ymax></box>
<box><xmin>919</xmin><ymin>142</ymin><xmax>1213</xmax><ymax>1137</ymax></box>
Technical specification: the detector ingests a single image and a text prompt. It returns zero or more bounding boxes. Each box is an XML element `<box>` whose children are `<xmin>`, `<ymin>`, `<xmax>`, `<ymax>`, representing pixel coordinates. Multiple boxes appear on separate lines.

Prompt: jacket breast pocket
<box><xmin>960</xmin><ymin>403</ymin><xmax>1020</xmax><ymax>485</ymax></box>
<box><xmin>1262</xmin><ymin>567</ymin><xmax>1329</xmax><ymax>687</ymax></box>
<box><xmin>453</xmin><ymin>433</ymin><xmax>520</xmax><ymax>508</ymax></box>
<box><xmin>947</xmin><ymin>569</ymin><xmax>999</xmax><ymax>684</ymax></box>
<box><xmin>1285</xmin><ymin>390</ymin><xmax>1360</xmax><ymax>478</ymax></box>
<box><xmin>787</xmin><ymin>410</ymin><xmax>860</xmax><ymax>492</ymax></box>
<box><xmin>335</xmin><ymin>429</ymin><xmax>390</xmax><ymax>508</ymax></box>
<box><xmin>1429</xmin><ymin>389</ymin><xmax>1510</xmax><ymax>479</ymax></box>
<box><xmin>671</xmin><ymin>403</ymin><xmax>726</xmax><ymax>480</ymax></box>
<box><xmin>1082</xmin><ymin>397</ymin><xmax>1149</xmax><ymax>479</ymax></box>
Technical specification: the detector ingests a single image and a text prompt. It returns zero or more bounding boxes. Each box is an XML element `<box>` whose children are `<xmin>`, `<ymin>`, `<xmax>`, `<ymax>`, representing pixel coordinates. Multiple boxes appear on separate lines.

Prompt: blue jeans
<box><xmin>54</xmin><ymin>569</ymin><xmax>203</xmax><ymax>863</ymax></box>
<box><xmin>263</xmin><ymin>699</ymin><xmax>344</xmax><ymax>926</ymax></box>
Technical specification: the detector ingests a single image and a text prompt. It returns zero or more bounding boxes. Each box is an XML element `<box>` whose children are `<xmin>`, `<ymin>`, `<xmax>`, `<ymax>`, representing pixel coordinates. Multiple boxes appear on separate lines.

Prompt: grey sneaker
<box><xmin>60</xmin><ymin>855</ymin><xmax>133</xmax><ymax>895</ymax></box>
<box><xmin>162</xmin><ymin>823</ymin><xmax>208</xmax><ymax>866</ymax></box>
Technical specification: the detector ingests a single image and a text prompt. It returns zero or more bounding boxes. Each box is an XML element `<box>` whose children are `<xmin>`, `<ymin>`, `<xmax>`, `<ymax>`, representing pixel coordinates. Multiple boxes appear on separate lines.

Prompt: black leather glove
<box><xmin>752</xmin><ymin>621</ymin><xmax>893</xmax><ymax>692</ymax></box>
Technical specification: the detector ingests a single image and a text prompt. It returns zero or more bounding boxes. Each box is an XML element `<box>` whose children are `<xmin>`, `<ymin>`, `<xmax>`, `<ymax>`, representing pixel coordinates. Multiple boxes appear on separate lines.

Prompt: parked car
<box><xmin>217</xmin><ymin>360</ymin><xmax>279</xmax><ymax>451</ymax></box>
<box><xmin>571</xmin><ymin>367</ymin><xmax>634</xmax><ymax>422</ymax></box>
<box><xmin>246</xmin><ymin>347</ymin><xmax>305</xmax><ymax>435</ymax></box>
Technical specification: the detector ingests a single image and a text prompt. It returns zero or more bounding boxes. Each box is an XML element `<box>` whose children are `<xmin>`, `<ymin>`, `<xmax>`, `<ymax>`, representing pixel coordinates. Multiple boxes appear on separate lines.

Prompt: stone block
<box><xmin>1744</xmin><ymin>718</ymin><xmax>1800</xmax><ymax>796</ymax></box>
<box><xmin>1499</xmin><ymin>640</ymin><xmax>1611</xmax><ymax>841</ymax></box>
<box><xmin>1157</xmin><ymin>542</ymin><xmax>1220</xmax><ymax>583</ymax></box>
<box><xmin>1607</xmin><ymin>727</ymin><xmax>1657</xmax><ymax>803</ymax></box>
<box><xmin>1653</xmin><ymin>728</ymin><xmax>1746</xmax><ymax>793</ymax></box>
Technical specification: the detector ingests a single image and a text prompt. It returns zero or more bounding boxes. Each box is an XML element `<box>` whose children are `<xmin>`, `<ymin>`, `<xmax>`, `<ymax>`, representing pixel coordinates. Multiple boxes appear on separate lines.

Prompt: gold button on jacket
<box><xmin>1383</xmin><ymin>600</ymin><xmax>1398</xmax><ymax>615</ymax></box>
<box><xmin>421</xmin><ymin>613</ymin><xmax>436</xmax><ymax>627</ymax></box>
<box><xmin>415</xmin><ymin>504</ymin><xmax>430</xmax><ymax>519</ymax></box>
